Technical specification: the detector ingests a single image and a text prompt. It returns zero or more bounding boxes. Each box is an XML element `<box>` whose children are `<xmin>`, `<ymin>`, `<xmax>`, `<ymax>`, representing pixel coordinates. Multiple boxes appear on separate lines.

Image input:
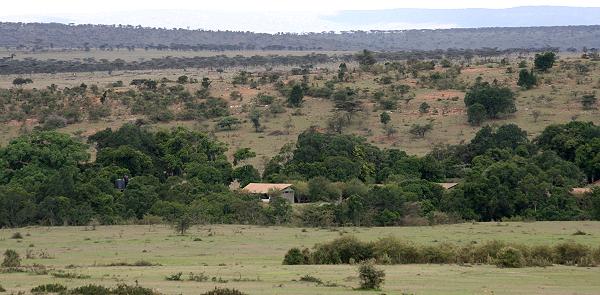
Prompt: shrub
<box><xmin>69</xmin><ymin>284</ymin><xmax>111</xmax><ymax>295</ymax></box>
<box><xmin>553</xmin><ymin>242</ymin><xmax>591</xmax><ymax>265</ymax></box>
<box><xmin>200</xmin><ymin>288</ymin><xmax>248</xmax><ymax>295</ymax></box>
<box><xmin>31</xmin><ymin>283</ymin><xmax>68</xmax><ymax>293</ymax></box>
<box><xmin>41</xmin><ymin>115</ymin><xmax>68</xmax><ymax>130</ymax></box>
<box><xmin>311</xmin><ymin>236</ymin><xmax>374</xmax><ymax>264</ymax></box>
<box><xmin>357</xmin><ymin>260</ymin><xmax>385</xmax><ymax>290</ymax></box>
<box><xmin>2</xmin><ymin>249</ymin><xmax>21</xmax><ymax>267</ymax></box>
<box><xmin>372</xmin><ymin>237</ymin><xmax>421</xmax><ymax>264</ymax></box>
<box><xmin>283</xmin><ymin>247</ymin><xmax>308</xmax><ymax>265</ymax></box>
<box><xmin>165</xmin><ymin>272</ymin><xmax>183</xmax><ymax>281</ymax></box>
<box><xmin>496</xmin><ymin>246</ymin><xmax>525</xmax><ymax>268</ymax></box>
<box><xmin>421</xmin><ymin>243</ymin><xmax>456</xmax><ymax>264</ymax></box>
<box><xmin>10</xmin><ymin>232</ymin><xmax>23</xmax><ymax>239</ymax></box>
<box><xmin>299</xmin><ymin>274</ymin><xmax>323</xmax><ymax>284</ymax></box>
<box><xmin>528</xmin><ymin>245</ymin><xmax>554</xmax><ymax>266</ymax></box>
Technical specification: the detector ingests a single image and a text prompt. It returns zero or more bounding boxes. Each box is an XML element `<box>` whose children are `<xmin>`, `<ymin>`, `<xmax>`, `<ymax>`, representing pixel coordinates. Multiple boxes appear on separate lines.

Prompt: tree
<box><xmin>232</xmin><ymin>165</ymin><xmax>261</xmax><ymax>187</ymax></box>
<box><xmin>216</xmin><ymin>117</ymin><xmax>241</xmax><ymax>131</ymax></box>
<box><xmin>233</xmin><ymin>148</ymin><xmax>256</xmax><ymax>166</ymax></box>
<box><xmin>575</xmin><ymin>138</ymin><xmax>600</xmax><ymax>182</ymax></box>
<box><xmin>266</xmin><ymin>196</ymin><xmax>292</xmax><ymax>224</ymax></box>
<box><xmin>464</xmin><ymin>79</ymin><xmax>516</xmax><ymax>119</ymax></box>
<box><xmin>379</xmin><ymin>112</ymin><xmax>391</xmax><ymax>126</ymax></box>
<box><xmin>517</xmin><ymin>69</ymin><xmax>538</xmax><ymax>89</ymax></box>
<box><xmin>534</xmin><ymin>52</ymin><xmax>557</xmax><ymax>72</ymax></box>
<box><xmin>467</xmin><ymin>103</ymin><xmax>487</xmax><ymax>126</ymax></box>
<box><xmin>287</xmin><ymin>84</ymin><xmax>304</xmax><ymax>107</ymax></box>
<box><xmin>409</xmin><ymin>123</ymin><xmax>433</xmax><ymax>138</ymax></box>
<box><xmin>356</xmin><ymin>49</ymin><xmax>376</xmax><ymax>68</ymax></box>
<box><xmin>173</xmin><ymin>208</ymin><xmax>195</xmax><ymax>235</ymax></box>
<box><xmin>358</xmin><ymin>260</ymin><xmax>385</xmax><ymax>290</ymax></box>
<box><xmin>12</xmin><ymin>77</ymin><xmax>33</xmax><ymax>86</ymax></box>
<box><xmin>338</xmin><ymin>63</ymin><xmax>348</xmax><ymax>81</ymax></box>
<box><xmin>249</xmin><ymin>109</ymin><xmax>262</xmax><ymax>132</ymax></box>
<box><xmin>419</xmin><ymin>102</ymin><xmax>431</xmax><ymax>114</ymax></box>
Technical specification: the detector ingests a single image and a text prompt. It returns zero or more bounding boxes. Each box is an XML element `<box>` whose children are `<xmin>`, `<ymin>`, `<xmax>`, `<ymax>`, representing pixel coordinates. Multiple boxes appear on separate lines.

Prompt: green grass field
<box><xmin>1</xmin><ymin>222</ymin><xmax>599</xmax><ymax>294</ymax></box>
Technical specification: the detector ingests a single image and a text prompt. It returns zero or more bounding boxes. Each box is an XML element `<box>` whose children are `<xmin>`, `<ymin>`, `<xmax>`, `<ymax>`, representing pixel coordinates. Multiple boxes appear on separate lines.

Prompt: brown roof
<box><xmin>437</xmin><ymin>183</ymin><xmax>459</xmax><ymax>190</ymax></box>
<box><xmin>242</xmin><ymin>183</ymin><xmax>293</xmax><ymax>194</ymax></box>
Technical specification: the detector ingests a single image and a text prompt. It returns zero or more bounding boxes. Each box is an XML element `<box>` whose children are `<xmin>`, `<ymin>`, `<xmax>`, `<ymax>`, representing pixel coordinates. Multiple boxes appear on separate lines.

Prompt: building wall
<box><xmin>280</xmin><ymin>188</ymin><xmax>295</xmax><ymax>203</ymax></box>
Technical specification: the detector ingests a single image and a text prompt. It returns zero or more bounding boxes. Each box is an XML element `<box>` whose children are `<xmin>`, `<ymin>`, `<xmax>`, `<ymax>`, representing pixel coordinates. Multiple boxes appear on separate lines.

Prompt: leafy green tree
<box><xmin>232</xmin><ymin>165</ymin><xmax>261</xmax><ymax>187</ymax></box>
<box><xmin>536</xmin><ymin>121</ymin><xmax>600</xmax><ymax>162</ymax></box>
<box><xmin>517</xmin><ymin>69</ymin><xmax>538</xmax><ymax>89</ymax></box>
<box><xmin>464</xmin><ymin>79</ymin><xmax>516</xmax><ymax>119</ymax></box>
<box><xmin>96</xmin><ymin>146</ymin><xmax>153</xmax><ymax>176</ymax></box>
<box><xmin>467</xmin><ymin>103</ymin><xmax>487</xmax><ymax>126</ymax></box>
<box><xmin>575</xmin><ymin>138</ymin><xmax>600</xmax><ymax>182</ymax></box>
<box><xmin>287</xmin><ymin>84</ymin><xmax>304</xmax><ymax>107</ymax></box>
<box><xmin>266</xmin><ymin>196</ymin><xmax>292</xmax><ymax>224</ymax></box>
<box><xmin>379</xmin><ymin>112</ymin><xmax>391</xmax><ymax>126</ymax></box>
<box><xmin>534</xmin><ymin>52</ymin><xmax>557</xmax><ymax>72</ymax></box>
<box><xmin>233</xmin><ymin>148</ymin><xmax>256</xmax><ymax>166</ymax></box>
<box><xmin>249</xmin><ymin>109</ymin><xmax>261</xmax><ymax>132</ymax></box>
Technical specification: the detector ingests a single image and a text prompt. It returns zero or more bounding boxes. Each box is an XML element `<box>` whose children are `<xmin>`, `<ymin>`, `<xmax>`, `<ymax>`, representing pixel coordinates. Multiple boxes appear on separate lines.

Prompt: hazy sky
<box><xmin>2</xmin><ymin>1</ymin><xmax>600</xmax><ymax>32</ymax></box>
<box><xmin>3</xmin><ymin>0</ymin><xmax>600</xmax><ymax>15</ymax></box>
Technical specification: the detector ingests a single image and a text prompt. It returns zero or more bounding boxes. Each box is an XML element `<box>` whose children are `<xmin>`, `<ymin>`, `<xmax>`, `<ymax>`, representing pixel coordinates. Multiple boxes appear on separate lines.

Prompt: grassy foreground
<box><xmin>1</xmin><ymin>222</ymin><xmax>600</xmax><ymax>294</ymax></box>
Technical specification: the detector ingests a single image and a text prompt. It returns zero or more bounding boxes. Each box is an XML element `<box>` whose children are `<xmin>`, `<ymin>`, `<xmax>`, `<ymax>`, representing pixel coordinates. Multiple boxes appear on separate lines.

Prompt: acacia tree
<box><xmin>409</xmin><ymin>123</ymin><xmax>433</xmax><ymax>138</ymax></box>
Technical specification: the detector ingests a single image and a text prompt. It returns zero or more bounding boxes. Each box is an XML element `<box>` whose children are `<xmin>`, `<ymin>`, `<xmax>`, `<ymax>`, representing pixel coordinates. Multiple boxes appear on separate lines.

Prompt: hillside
<box><xmin>0</xmin><ymin>50</ymin><xmax>598</xmax><ymax>169</ymax></box>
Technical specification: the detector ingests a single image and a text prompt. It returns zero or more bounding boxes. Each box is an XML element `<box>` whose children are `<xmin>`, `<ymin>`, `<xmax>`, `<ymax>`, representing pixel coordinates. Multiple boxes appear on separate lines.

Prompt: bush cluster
<box><xmin>283</xmin><ymin>236</ymin><xmax>600</xmax><ymax>268</ymax></box>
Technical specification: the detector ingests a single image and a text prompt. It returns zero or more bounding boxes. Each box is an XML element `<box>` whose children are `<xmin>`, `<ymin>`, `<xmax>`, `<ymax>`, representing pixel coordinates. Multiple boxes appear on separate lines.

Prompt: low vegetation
<box><xmin>284</xmin><ymin>236</ymin><xmax>600</xmax><ymax>267</ymax></box>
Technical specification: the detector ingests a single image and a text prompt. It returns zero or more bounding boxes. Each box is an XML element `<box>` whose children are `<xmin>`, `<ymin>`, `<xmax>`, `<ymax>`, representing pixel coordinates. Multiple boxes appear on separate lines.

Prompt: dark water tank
<box><xmin>115</xmin><ymin>179</ymin><xmax>126</xmax><ymax>190</ymax></box>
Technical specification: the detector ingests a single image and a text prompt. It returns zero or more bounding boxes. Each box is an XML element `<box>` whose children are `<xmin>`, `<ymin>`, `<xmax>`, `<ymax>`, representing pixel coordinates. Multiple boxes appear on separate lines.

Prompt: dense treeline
<box><xmin>0</xmin><ymin>121</ymin><xmax>598</xmax><ymax>228</ymax></box>
<box><xmin>1</xmin><ymin>22</ymin><xmax>599</xmax><ymax>51</ymax></box>
<box><xmin>0</xmin><ymin>48</ymin><xmax>558</xmax><ymax>75</ymax></box>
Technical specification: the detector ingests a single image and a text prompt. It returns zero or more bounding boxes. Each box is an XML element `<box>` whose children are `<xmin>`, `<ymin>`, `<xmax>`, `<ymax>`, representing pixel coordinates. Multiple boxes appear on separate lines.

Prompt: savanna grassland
<box><xmin>0</xmin><ymin>50</ymin><xmax>598</xmax><ymax>169</ymax></box>
<box><xmin>1</xmin><ymin>221</ymin><xmax>600</xmax><ymax>295</ymax></box>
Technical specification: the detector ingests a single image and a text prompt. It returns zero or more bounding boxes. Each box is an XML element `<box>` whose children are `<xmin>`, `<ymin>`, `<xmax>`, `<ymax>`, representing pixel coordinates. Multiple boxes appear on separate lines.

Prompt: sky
<box><xmin>2</xmin><ymin>0</ymin><xmax>600</xmax><ymax>15</ymax></box>
<box><xmin>2</xmin><ymin>0</ymin><xmax>600</xmax><ymax>32</ymax></box>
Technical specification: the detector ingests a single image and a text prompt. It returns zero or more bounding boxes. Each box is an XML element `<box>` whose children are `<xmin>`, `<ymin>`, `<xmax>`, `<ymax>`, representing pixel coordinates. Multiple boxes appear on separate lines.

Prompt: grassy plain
<box><xmin>0</xmin><ymin>222</ymin><xmax>600</xmax><ymax>294</ymax></box>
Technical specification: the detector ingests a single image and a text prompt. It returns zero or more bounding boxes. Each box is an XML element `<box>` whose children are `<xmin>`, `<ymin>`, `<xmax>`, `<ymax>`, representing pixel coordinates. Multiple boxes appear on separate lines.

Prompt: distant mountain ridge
<box><xmin>2</xmin><ymin>6</ymin><xmax>600</xmax><ymax>52</ymax></box>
